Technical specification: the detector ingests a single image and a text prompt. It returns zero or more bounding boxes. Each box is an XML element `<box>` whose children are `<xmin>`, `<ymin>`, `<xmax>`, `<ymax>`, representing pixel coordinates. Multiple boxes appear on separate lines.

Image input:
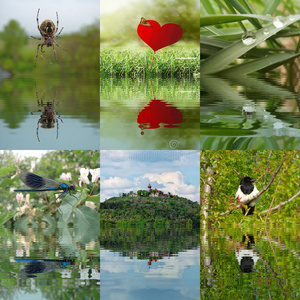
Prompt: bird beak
<box><xmin>251</xmin><ymin>178</ymin><xmax>256</xmax><ymax>182</ymax></box>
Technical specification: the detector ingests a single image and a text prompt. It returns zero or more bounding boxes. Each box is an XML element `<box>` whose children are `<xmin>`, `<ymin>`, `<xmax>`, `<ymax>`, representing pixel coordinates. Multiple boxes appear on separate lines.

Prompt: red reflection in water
<box><xmin>137</xmin><ymin>99</ymin><xmax>182</xmax><ymax>135</ymax></box>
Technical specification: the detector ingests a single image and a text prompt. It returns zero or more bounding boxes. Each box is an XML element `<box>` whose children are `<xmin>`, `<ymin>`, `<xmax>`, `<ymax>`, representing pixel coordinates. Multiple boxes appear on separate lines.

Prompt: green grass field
<box><xmin>100</xmin><ymin>47</ymin><xmax>200</xmax><ymax>78</ymax></box>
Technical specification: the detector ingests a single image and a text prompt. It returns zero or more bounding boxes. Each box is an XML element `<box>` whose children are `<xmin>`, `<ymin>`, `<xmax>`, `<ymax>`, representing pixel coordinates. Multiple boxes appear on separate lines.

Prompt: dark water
<box><xmin>201</xmin><ymin>226</ymin><xmax>300</xmax><ymax>299</ymax></box>
<box><xmin>100</xmin><ymin>78</ymin><xmax>200</xmax><ymax>150</ymax></box>
<box><xmin>0</xmin><ymin>225</ymin><xmax>100</xmax><ymax>300</ymax></box>
<box><xmin>201</xmin><ymin>75</ymin><xmax>300</xmax><ymax>149</ymax></box>
<box><xmin>100</xmin><ymin>226</ymin><xmax>200</xmax><ymax>300</ymax></box>
<box><xmin>0</xmin><ymin>77</ymin><xmax>99</xmax><ymax>150</ymax></box>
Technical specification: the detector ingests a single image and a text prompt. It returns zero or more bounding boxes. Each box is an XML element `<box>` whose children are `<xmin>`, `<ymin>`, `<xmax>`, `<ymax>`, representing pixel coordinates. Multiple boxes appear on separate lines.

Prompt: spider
<box><xmin>31</xmin><ymin>8</ymin><xmax>66</xmax><ymax>67</ymax></box>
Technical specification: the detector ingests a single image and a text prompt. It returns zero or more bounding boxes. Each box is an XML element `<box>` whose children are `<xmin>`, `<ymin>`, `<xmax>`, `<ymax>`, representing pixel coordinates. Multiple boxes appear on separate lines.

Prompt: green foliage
<box><xmin>100</xmin><ymin>47</ymin><xmax>200</xmax><ymax>78</ymax></box>
<box><xmin>0</xmin><ymin>20</ymin><xmax>28</xmax><ymax>61</ymax></box>
<box><xmin>201</xmin><ymin>150</ymin><xmax>300</xmax><ymax>224</ymax></box>
<box><xmin>101</xmin><ymin>226</ymin><xmax>199</xmax><ymax>257</ymax></box>
<box><xmin>0</xmin><ymin>151</ymin><xmax>99</xmax><ymax>227</ymax></box>
<box><xmin>100</xmin><ymin>0</ymin><xmax>199</xmax><ymax>46</ymax></box>
<box><xmin>0</xmin><ymin>20</ymin><xmax>99</xmax><ymax>76</ymax></box>
<box><xmin>101</xmin><ymin>196</ymin><xmax>200</xmax><ymax>227</ymax></box>
<box><xmin>200</xmin><ymin>0</ymin><xmax>300</xmax><ymax>75</ymax></box>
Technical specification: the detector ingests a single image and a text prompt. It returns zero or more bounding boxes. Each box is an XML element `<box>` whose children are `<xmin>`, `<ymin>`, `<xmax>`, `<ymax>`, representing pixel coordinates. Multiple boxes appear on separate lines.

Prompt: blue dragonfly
<box><xmin>14</xmin><ymin>171</ymin><xmax>76</xmax><ymax>200</ymax></box>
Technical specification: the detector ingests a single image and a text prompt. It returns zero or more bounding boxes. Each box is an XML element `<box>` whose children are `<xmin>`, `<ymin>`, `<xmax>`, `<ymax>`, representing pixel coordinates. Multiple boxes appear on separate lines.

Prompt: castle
<box><xmin>127</xmin><ymin>183</ymin><xmax>172</xmax><ymax>198</ymax></box>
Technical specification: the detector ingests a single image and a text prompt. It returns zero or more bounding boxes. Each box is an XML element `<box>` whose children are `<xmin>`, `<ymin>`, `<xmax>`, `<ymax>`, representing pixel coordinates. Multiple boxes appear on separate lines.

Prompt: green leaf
<box><xmin>201</xmin><ymin>14</ymin><xmax>300</xmax><ymax>74</ymax></box>
<box><xmin>217</xmin><ymin>52</ymin><xmax>300</xmax><ymax>75</ymax></box>
<box><xmin>0</xmin><ymin>167</ymin><xmax>16</xmax><ymax>177</ymax></box>
<box><xmin>0</xmin><ymin>211</ymin><xmax>19</xmax><ymax>225</ymax></box>
<box><xmin>201</xmin><ymin>14</ymin><xmax>272</xmax><ymax>27</ymax></box>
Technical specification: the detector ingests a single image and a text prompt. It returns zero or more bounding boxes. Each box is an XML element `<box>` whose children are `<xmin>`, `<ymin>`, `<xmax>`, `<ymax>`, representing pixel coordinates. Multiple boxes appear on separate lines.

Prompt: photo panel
<box><xmin>0</xmin><ymin>1</ymin><xmax>100</xmax><ymax>150</ymax></box>
<box><xmin>100</xmin><ymin>150</ymin><xmax>200</xmax><ymax>299</ymax></box>
<box><xmin>100</xmin><ymin>0</ymin><xmax>200</xmax><ymax>150</ymax></box>
<box><xmin>0</xmin><ymin>150</ymin><xmax>100</xmax><ymax>298</ymax></box>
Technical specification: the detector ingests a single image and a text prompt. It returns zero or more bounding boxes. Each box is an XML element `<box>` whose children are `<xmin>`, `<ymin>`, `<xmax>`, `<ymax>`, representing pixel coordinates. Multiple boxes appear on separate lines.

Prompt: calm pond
<box><xmin>201</xmin><ymin>225</ymin><xmax>300</xmax><ymax>299</ymax></box>
<box><xmin>0</xmin><ymin>76</ymin><xmax>99</xmax><ymax>150</ymax></box>
<box><xmin>0</xmin><ymin>224</ymin><xmax>100</xmax><ymax>300</ymax></box>
<box><xmin>100</xmin><ymin>226</ymin><xmax>200</xmax><ymax>300</ymax></box>
<box><xmin>100</xmin><ymin>77</ymin><xmax>200</xmax><ymax>150</ymax></box>
<box><xmin>201</xmin><ymin>75</ymin><xmax>300</xmax><ymax>150</ymax></box>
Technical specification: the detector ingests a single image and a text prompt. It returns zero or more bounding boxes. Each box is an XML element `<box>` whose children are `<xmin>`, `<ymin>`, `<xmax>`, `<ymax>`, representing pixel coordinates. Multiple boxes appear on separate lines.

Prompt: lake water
<box><xmin>201</xmin><ymin>225</ymin><xmax>300</xmax><ymax>298</ymax></box>
<box><xmin>0</xmin><ymin>76</ymin><xmax>99</xmax><ymax>150</ymax></box>
<box><xmin>100</xmin><ymin>78</ymin><xmax>200</xmax><ymax>150</ymax></box>
<box><xmin>0</xmin><ymin>225</ymin><xmax>100</xmax><ymax>300</ymax></box>
<box><xmin>100</xmin><ymin>226</ymin><xmax>200</xmax><ymax>300</ymax></box>
<box><xmin>201</xmin><ymin>75</ymin><xmax>300</xmax><ymax>149</ymax></box>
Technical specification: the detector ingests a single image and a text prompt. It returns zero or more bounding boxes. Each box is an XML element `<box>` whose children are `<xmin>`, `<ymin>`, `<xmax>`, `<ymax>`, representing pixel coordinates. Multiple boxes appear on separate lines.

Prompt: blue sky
<box><xmin>100</xmin><ymin>150</ymin><xmax>200</xmax><ymax>202</ymax></box>
<box><xmin>0</xmin><ymin>0</ymin><xmax>99</xmax><ymax>35</ymax></box>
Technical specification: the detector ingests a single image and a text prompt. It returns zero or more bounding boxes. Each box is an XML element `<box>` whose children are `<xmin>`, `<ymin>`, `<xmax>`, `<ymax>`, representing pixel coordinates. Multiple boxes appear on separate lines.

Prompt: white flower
<box><xmin>60</xmin><ymin>172</ymin><xmax>72</xmax><ymax>181</ymax></box>
<box><xmin>30</xmin><ymin>160</ymin><xmax>36</xmax><ymax>172</ymax></box>
<box><xmin>78</xmin><ymin>168</ymin><xmax>90</xmax><ymax>187</ymax></box>
<box><xmin>16</xmin><ymin>193</ymin><xmax>24</xmax><ymax>203</ymax></box>
<box><xmin>90</xmin><ymin>168</ymin><xmax>100</xmax><ymax>183</ymax></box>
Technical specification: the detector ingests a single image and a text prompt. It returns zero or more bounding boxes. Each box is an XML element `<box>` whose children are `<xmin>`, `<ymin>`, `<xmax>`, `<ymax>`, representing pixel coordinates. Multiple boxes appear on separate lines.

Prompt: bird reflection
<box><xmin>137</xmin><ymin>79</ymin><xmax>182</xmax><ymax>135</ymax></box>
<box><xmin>235</xmin><ymin>234</ymin><xmax>259</xmax><ymax>273</ymax></box>
<box><xmin>31</xmin><ymin>84</ymin><xmax>63</xmax><ymax>142</ymax></box>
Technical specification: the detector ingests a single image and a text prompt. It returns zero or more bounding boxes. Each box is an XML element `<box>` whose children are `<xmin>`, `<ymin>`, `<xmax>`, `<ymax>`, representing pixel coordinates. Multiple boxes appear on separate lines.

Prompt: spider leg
<box><xmin>36</xmin><ymin>120</ymin><xmax>40</xmax><ymax>142</ymax></box>
<box><xmin>53</xmin><ymin>40</ymin><xmax>67</xmax><ymax>51</ymax></box>
<box><xmin>31</xmin><ymin>36</ymin><xmax>42</xmax><ymax>40</ymax></box>
<box><xmin>34</xmin><ymin>44</ymin><xmax>41</xmax><ymax>67</ymax></box>
<box><xmin>52</xmin><ymin>44</ymin><xmax>59</xmax><ymax>64</ymax></box>
<box><xmin>35</xmin><ymin>82</ymin><xmax>40</xmax><ymax>106</ymax></box>
<box><xmin>36</xmin><ymin>8</ymin><xmax>40</xmax><ymax>32</ymax></box>
<box><xmin>41</xmin><ymin>44</ymin><xmax>46</xmax><ymax>53</ymax></box>
<box><xmin>55</xmin><ymin>27</ymin><xmax>64</xmax><ymax>38</ymax></box>
<box><xmin>55</xmin><ymin>12</ymin><xmax>59</xmax><ymax>34</ymax></box>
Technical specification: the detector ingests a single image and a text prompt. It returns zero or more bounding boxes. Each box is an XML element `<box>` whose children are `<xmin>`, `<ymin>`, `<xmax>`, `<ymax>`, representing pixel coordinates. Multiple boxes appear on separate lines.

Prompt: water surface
<box><xmin>100</xmin><ymin>226</ymin><xmax>200</xmax><ymax>300</ymax></box>
<box><xmin>201</xmin><ymin>75</ymin><xmax>300</xmax><ymax>149</ymax></box>
<box><xmin>100</xmin><ymin>78</ymin><xmax>200</xmax><ymax>150</ymax></box>
<box><xmin>0</xmin><ymin>76</ymin><xmax>99</xmax><ymax>150</ymax></box>
<box><xmin>201</xmin><ymin>226</ymin><xmax>300</xmax><ymax>298</ymax></box>
<box><xmin>0</xmin><ymin>225</ymin><xmax>100</xmax><ymax>299</ymax></box>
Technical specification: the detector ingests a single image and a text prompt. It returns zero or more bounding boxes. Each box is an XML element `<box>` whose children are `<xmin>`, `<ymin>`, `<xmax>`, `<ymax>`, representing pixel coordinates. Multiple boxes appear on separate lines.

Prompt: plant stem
<box><xmin>149</xmin><ymin>51</ymin><xmax>155</xmax><ymax>71</ymax></box>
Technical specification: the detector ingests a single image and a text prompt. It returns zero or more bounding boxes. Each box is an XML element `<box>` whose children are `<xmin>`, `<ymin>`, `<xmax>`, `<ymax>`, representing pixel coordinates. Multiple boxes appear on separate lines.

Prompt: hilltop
<box><xmin>100</xmin><ymin>189</ymin><xmax>200</xmax><ymax>228</ymax></box>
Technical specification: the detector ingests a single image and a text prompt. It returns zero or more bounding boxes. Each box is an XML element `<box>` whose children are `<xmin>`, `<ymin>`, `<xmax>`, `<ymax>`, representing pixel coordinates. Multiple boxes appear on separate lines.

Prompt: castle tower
<box><xmin>148</xmin><ymin>183</ymin><xmax>151</xmax><ymax>193</ymax></box>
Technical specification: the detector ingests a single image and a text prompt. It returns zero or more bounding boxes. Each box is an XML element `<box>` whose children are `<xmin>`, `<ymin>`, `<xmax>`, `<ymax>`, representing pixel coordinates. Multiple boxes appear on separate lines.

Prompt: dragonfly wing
<box><xmin>20</xmin><ymin>171</ymin><xmax>61</xmax><ymax>190</ymax></box>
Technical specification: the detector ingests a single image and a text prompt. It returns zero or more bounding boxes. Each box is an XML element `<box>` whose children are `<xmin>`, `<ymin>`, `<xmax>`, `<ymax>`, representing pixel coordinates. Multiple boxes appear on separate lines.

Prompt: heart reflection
<box><xmin>137</xmin><ymin>99</ymin><xmax>182</xmax><ymax>135</ymax></box>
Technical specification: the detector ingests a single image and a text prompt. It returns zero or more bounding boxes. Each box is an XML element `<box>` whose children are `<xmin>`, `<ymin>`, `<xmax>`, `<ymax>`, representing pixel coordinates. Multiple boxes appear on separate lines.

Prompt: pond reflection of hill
<box><xmin>100</xmin><ymin>227</ymin><xmax>200</xmax><ymax>254</ymax></box>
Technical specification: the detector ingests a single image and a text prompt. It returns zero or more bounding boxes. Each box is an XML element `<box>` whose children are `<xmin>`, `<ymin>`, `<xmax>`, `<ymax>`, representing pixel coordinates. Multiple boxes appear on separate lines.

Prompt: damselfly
<box><xmin>14</xmin><ymin>171</ymin><xmax>76</xmax><ymax>200</ymax></box>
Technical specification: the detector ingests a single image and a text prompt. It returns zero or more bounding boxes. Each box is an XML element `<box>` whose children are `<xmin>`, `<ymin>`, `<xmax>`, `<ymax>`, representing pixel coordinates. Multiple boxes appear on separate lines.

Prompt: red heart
<box><xmin>137</xmin><ymin>20</ymin><xmax>183</xmax><ymax>52</ymax></box>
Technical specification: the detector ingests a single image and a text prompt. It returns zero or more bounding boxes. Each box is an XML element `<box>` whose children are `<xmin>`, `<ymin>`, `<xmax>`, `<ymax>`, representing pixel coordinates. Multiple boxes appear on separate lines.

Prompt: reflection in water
<box><xmin>235</xmin><ymin>234</ymin><xmax>259</xmax><ymax>273</ymax></box>
<box><xmin>137</xmin><ymin>79</ymin><xmax>183</xmax><ymax>135</ymax></box>
<box><xmin>14</xmin><ymin>258</ymin><xmax>75</xmax><ymax>278</ymax></box>
<box><xmin>101</xmin><ymin>227</ymin><xmax>200</xmax><ymax>299</ymax></box>
<box><xmin>0</xmin><ymin>226</ymin><xmax>100</xmax><ymax>299</ymax></box>
<box><xmin>137</xmin><ymin>100</ymin><xmax>183</xmax><ymax>135</ymax></box>
<box><xmin>201</xmin><ymin>75</ymin><xmax>300</xmax><ymax>149</ymax></box>
<box><xmin>0</xmin><ymin>77</ymin><xmax>99</xmax><ymax>149</ymax></box>
<box><xmin>100</xmin><ymin>77</ymin><xmax>199</xmax><ymax>150</ymax></box>
<box><xmin>31</xmin><ymin>84</ymin><xmax>63</xmax><ymax>142</ymax></box>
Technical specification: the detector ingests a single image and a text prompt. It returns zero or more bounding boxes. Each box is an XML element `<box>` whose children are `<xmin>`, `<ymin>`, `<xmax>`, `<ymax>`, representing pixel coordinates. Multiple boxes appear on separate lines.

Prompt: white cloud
<box><xmin>101</xmin><ymin>171</ymin><xmax>199</xmax><ymax>202</ymax></box>
<box><xmin>101</xmin><ymin>176</ymin><xmax>133</xmax><ymax>189</ymax></box>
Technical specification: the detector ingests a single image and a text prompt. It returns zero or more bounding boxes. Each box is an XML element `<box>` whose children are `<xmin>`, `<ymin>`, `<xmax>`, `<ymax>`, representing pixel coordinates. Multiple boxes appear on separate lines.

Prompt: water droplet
<box><xmin>273</xmin><ymin>16</ymin><xmax>286</xmax><ymax>28</ymax></box>
<box><xmin>288</xmin><ymin>15</ymin><xmax>295</xmax><ymax>21</ymax></box>
<box><xmin>241</xmin><ymin>31</ymin><xmax>257</xmax><ymax>46</ymax></box>
<box><xmin>263</xmin><ymin>29</ymin><xmax>269</xmax><ymax>35</ymax></box>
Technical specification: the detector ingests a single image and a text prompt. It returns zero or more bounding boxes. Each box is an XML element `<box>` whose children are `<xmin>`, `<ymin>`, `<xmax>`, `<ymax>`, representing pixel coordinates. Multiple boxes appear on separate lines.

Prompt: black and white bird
<box><xmin>235</xmin><ymin>176</ymin><xmax>260</xmax><ymax>216</ymax></box>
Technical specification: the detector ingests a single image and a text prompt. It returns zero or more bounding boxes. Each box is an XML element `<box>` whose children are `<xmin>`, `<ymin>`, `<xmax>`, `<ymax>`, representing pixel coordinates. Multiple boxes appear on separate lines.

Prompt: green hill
<box><xmin>100</xmin><ymin>195</ymin><xmax>200</xmax><ymax>228</ymax></box>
